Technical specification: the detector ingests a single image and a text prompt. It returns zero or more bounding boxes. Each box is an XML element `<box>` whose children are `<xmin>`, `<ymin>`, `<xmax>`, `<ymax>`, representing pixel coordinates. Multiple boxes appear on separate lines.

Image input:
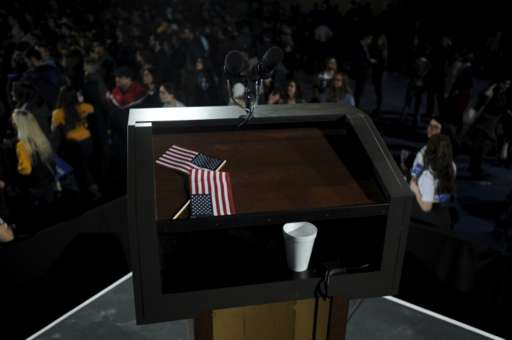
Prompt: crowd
<box><xmin>0</xmin><ymin>0</ymin><xmax>511</xmax><ymax>243</ymax></box>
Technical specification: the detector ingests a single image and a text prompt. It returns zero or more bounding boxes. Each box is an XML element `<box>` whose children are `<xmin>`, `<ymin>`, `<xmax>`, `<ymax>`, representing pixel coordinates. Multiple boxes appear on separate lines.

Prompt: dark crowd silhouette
<box><xmin>0</xmin><ymin>0</ymin><xmax>511</xmax><ymax>243</ymax></box>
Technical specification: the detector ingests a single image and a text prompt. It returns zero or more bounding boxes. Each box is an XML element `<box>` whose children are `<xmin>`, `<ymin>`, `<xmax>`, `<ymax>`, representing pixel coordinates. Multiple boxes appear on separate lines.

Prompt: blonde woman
<box><xmin>11</xmin><ymin>109</ymin><xmax>56</xmax><ymax>209</ymax></box>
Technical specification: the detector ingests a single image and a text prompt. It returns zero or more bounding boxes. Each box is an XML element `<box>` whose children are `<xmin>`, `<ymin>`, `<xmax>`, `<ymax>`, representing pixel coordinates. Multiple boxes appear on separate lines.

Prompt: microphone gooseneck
<box><xmin>224</xmin><ymin>47</ymin><xmax>283</xmax><ymax>127</ymax></box>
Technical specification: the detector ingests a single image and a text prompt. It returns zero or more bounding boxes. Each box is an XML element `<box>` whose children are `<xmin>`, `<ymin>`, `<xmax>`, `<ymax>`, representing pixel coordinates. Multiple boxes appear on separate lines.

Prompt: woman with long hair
<box><xmin>410</xmin><ymin>134</ymin><xmax>456</xmax><ymax>213</ymax></box>
<box><xmin>328</xmin><ymin>72</ymin><xmax>355</xmax><ymax>106</ymax></box>
<box><xmin>142</xmin><ymin>66</ymin><xmax>162</xmax><ymax>107</ymax></box>
<box><xmin>159</xmin><ymin>82</ymin><xmax>185</xmax><ymax>107</ymax></box>
<box><xmin>52</xmin><ymin>86</ymin><xmax>100</xmax><ymax>200</ymax></box>
<box><xmin>314</xmin><ymin>57</ymin><xmax>337</xmax><ymax>102</ymax></box>
<box><xmin>282</xmin><ymin>80</ymin><xmax>303</xmax><ymax>104</ymax></box>
<box><xmin>12</xmin><ymin>109</ymin><xmax>54</xmax><ymax>176</ymax></box>
<box><xmin>11</xmin><ymin>109</ymin><xmax>56</xmax><ymax>232</ymax></box>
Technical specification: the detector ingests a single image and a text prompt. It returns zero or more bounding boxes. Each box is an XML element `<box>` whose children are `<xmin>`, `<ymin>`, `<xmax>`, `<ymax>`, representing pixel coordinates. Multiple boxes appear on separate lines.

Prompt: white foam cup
<box><xmin>283</xmin><ymin>222</ymin><xmax>318</xmax><ymax>272</ymax></box>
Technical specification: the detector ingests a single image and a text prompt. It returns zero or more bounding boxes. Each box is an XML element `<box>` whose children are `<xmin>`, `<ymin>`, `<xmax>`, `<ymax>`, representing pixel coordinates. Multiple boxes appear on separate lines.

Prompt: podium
<box><xmin>127</xmin><ymin>103</ymin><xmax>412</xmax><ymax>338</ymax></box>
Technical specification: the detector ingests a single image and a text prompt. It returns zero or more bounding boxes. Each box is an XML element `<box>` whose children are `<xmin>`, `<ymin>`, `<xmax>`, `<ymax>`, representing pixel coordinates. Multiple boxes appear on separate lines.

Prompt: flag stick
<box><xmin>172</xmin><ymin>160</ymin><xmax>228</xmax><ymax>220</ymax></box>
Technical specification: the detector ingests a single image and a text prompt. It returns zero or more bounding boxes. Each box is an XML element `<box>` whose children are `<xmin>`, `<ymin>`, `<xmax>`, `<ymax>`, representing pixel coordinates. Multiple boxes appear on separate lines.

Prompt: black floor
<box><xmin>29</xmin><ymin>275</ymin><xmax>502</xmax><ymax>340</ymax></box>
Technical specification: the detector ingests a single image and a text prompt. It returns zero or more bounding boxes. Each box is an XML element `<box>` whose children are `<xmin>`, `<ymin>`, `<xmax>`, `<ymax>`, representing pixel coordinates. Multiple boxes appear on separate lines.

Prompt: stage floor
<box><xmin>28</xmin><ymin>273</ymin><xmax>503</xmax><ymax>340</ymax></box>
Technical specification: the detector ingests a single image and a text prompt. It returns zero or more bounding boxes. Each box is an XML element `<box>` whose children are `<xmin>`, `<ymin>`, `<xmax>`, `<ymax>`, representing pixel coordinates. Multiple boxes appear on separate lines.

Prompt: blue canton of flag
<box><xmin>191</xmin><ymin>153</ymin><xmax>223</xmax><ymax>171</ymax></box>
<box><xmin>190</xmin><ymin>194</ymin><xmax>214</xmax><ymax>217</ymax></box>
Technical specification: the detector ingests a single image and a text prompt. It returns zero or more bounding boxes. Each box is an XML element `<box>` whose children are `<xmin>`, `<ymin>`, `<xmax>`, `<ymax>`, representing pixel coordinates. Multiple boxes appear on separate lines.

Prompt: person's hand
<box><xmin>485</xmin><ymin>84</ymin><xmax>497</xmax><ymax>97</ymax></box>
<box><xmin>0</xmin><ymin>180</ymin><xmax>5</xmax><ymax>190</ymax></box>
<box><xmin>370</xmin><ymin>58</ymin><xmax>377</xmax><ymax>64</ymax></box>
<box><xmin>409</xmin><ymin>180</ymin><xmax>420</xmax><ymax>196</ymax></box>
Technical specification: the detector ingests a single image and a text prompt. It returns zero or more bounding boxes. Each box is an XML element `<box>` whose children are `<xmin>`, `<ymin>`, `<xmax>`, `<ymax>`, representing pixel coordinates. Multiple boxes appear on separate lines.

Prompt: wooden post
<box><xmin>193</xmin><ymin>297</ymin><xmax>349</xmax><ymax>340</ymax></box>
<box><xmin>328</xmin><ymin>297</ymin><xmax>349</xmax><ymax>340</ymax></box>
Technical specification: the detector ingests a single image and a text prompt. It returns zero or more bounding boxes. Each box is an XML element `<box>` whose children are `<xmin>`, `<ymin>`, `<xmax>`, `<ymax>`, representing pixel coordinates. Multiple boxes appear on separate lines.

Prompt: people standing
<box><xmin>468</xmin><ymin>77</ymin><xmax>511</xmax><ymax>180</ymax></box>
<box><xmin>370</xmin><ymin>31</ymin><xmax>388</xmax><ymax>115</ymax></box>
<box><xmin>350</xmin><ymin>32</ymin><xmax>375</xmax><ymax>108</ymax></box>
<box><xmin>52</xmin><ymin>86</ymin><xmax>101</xmax><ymax>200</ymax></box>
<box><xmin>314</xmin><ymin>57</ymin><xmax>337</xmax><ymax>103</ymax></box>
<box><xmin>401</xmin><ymin>46</ymin><xmax>431</xmax><ymax>127</ymax></box>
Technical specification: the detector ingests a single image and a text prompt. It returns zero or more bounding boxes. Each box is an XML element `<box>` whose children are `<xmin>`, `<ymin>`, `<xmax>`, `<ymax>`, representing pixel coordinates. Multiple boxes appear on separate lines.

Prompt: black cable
<box><xmin>312</xmin><ymin>263</ymin><xmax>370</xmax><ymax>339</ymax></box>
<box><xmin>325</xmin><ymin>296</ymin><xmax>334</xmax><ymax>340</ymax></box>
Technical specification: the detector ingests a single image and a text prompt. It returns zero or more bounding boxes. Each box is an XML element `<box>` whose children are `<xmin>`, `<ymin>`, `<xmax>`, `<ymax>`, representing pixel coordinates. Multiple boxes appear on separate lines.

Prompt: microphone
<box><xmin>224</xmin><ymin>50</ymin><xmax>249</xmax><ymax>79</ymax></box>
<box><xmin>254</xmin><ymin>46</ymin><xmax>284</xmax><ymax>79</ymax></box>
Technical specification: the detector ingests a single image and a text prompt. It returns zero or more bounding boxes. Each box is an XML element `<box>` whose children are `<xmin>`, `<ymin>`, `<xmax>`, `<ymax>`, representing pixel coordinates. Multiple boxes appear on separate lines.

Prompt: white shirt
<box><xmin>163</xmin><ymin>100</ymin><xmax>185</xmax><ymax>108</ymax></box>
<box><xmin>417</xmin><ymin>164</ymin><xmax>456</xmax><ymax>203</ymax></box>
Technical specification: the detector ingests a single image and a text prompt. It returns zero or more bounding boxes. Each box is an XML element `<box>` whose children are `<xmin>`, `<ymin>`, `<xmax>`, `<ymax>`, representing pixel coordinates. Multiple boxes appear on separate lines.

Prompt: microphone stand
<box><xmin>240</xmin><ymin>79</ymin><xmax>260</xmax><ymax>126</ymax></box>
<box><xmin>227</xmin><ymin>78</ymin><xmax>260</xmax><ymax>127</ymax></box>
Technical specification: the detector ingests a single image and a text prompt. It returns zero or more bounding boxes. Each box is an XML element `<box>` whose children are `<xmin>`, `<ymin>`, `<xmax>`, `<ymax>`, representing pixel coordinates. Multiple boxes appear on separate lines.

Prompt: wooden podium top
<box><xmin>153</xmin><ymin>126</ymin><xmax>373</xmax><ymax>220</ymax></box>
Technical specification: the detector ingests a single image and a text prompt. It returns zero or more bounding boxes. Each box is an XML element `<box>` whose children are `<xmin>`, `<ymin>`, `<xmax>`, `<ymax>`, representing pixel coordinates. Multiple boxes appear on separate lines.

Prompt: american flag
<box><xmin>156</xmin><ymin>145</ymin><xmax>224</xmax><ymax>174</ymax></box>
<box><xmin>189</xmin><ymin>168</ymin><xmax>236</xmax><ymax>217</ymax></box>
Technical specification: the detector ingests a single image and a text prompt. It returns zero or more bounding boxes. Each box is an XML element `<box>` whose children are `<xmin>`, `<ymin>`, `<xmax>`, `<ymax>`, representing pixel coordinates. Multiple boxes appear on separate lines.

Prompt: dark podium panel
<box><xmin>127</xmin><ymin>103</ymin><xmax>412</xmax><ymax>324</ymax></box>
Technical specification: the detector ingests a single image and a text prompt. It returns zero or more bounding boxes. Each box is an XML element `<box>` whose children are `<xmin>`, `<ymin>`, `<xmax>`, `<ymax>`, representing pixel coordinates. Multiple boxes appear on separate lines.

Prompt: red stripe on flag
<box><xmin>157</xmin><ymin>158</ymin><xmax>189</xmax><ymax>173</ymax></box>
<box><xmin>160</xmin><ymin>154</ymin><xmax>193</xmax><ymax>167</ymax></box>
<box><xmin>156</xmin><ymin>160</ymin><xmax>176</xmax><ymax>169</ymax></box>
<box><xmin>209</xmin><ymin>170</ymin><xmax>217</xmax><ymax>215</ymax></box>
<box><xmin>218</xmin><ymin>172</ymin><xmax>227</xmax><ymax>215</ymax></box>
<box><xmin>164</xmin><ymin>151</ymin><xmax>194</xmax><ymax>162</ymax></box>
<box><xmin>216</xmin><ymin>171</ymin><xmax>224</xmax><ymax>215</ymax></box>
<box><xmin>166</xmin><ymin>149</ymin><xmax>195</xmax><ymax>160</ymax></box>
<box><xmin>221</xmin><ymin>172</ymin><xmax>230</xmax><ymax>215</ymax></box>
<box><xmin>157</xmin><ymin>156</ymin><xmax>191</xmax><ymax>173</ymax></box>
<box><xmin>172</xmin><ymin>145</ymin><xmax>198</xmax><ymax>156</ymax></box>
<box><xmin>189</xmin><ymin>169</ymin><xmax>195</xmax><ymax>194</ymax></box>
<box><xmin>226</xmin><ymin>172</ymin><xmax>236</xmax><ymax>213</ymax></box>
<box><xmin>204</xmin><ymin>168</ymin><xmax>210</xmax><ymax>194</ymax></box>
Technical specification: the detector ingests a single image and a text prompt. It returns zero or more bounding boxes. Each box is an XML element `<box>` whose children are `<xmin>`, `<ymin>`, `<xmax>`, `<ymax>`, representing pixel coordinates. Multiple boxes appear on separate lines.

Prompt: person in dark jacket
<box><xmin>370</xmin><ymin>31</ymin><xmax>388</xmax><ymax>115</ymax></box>
<box><xmin>82</xmin><ymin>57</ymin><xmax>110</xmax><ymax>186</ymax></box>
<box><xmin>21</xmin><ymin>47</ymin><xmax>64</xmax><ymax>109</ymax></box>
<box><xmin>401</xmin><ymin>47</ymin><xmax>432</xmax><ymax>126</ymax></box>
<box><xmin>468</xmin><ymin>77</ymin><xmax>511</xmax><ymax>180</ymax></box>
<box><xmin>183</xmin><ymin>57</ymin><xmax>218</xmax><ymax>106</ymax></box>
<box><xmin>141</xmin><ymin>66</ymin><xmax>162</xmax><ymax>107</ymax></box>
<box><xmin>350</xmin><ymin>32</ymin><xmax>376</xmax><ymax>108</ymax></box>
<box><xmin>52</xmin><ymin>86</ymin><xmax>101</xmax><ymax>200</ymax></box>
<box><xmin>11</xmin><ymin>81</ymin><xmax>52</xmax><ymax>138</ymax></box>
<box><xmin>444</xmin><ymin>50</ymin><xmax>474</xmax><ymax>130</ymax></box>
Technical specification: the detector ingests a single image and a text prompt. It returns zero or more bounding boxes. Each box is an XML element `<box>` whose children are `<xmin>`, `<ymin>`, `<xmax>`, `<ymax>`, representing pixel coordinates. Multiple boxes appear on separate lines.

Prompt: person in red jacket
<box><xmin>109</xmin><ymin>66</ymin><xmax>146</xmax><ymax>109</ymax></box>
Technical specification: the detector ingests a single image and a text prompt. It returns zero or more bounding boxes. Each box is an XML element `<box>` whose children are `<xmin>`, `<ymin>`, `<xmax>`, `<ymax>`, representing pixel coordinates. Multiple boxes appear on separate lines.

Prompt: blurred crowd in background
<box><xmin>0</xmin><ymin>0</ymin><xmax>511</xmax><ymax>243</ymax></box>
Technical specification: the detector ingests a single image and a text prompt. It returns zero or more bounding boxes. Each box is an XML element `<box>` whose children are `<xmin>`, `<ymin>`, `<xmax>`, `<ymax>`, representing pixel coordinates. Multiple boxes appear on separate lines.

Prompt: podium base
<box><xmin>195</xmin><ymin>297</ymin><xmax>348</xmax><ymax>340</ymax></box>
